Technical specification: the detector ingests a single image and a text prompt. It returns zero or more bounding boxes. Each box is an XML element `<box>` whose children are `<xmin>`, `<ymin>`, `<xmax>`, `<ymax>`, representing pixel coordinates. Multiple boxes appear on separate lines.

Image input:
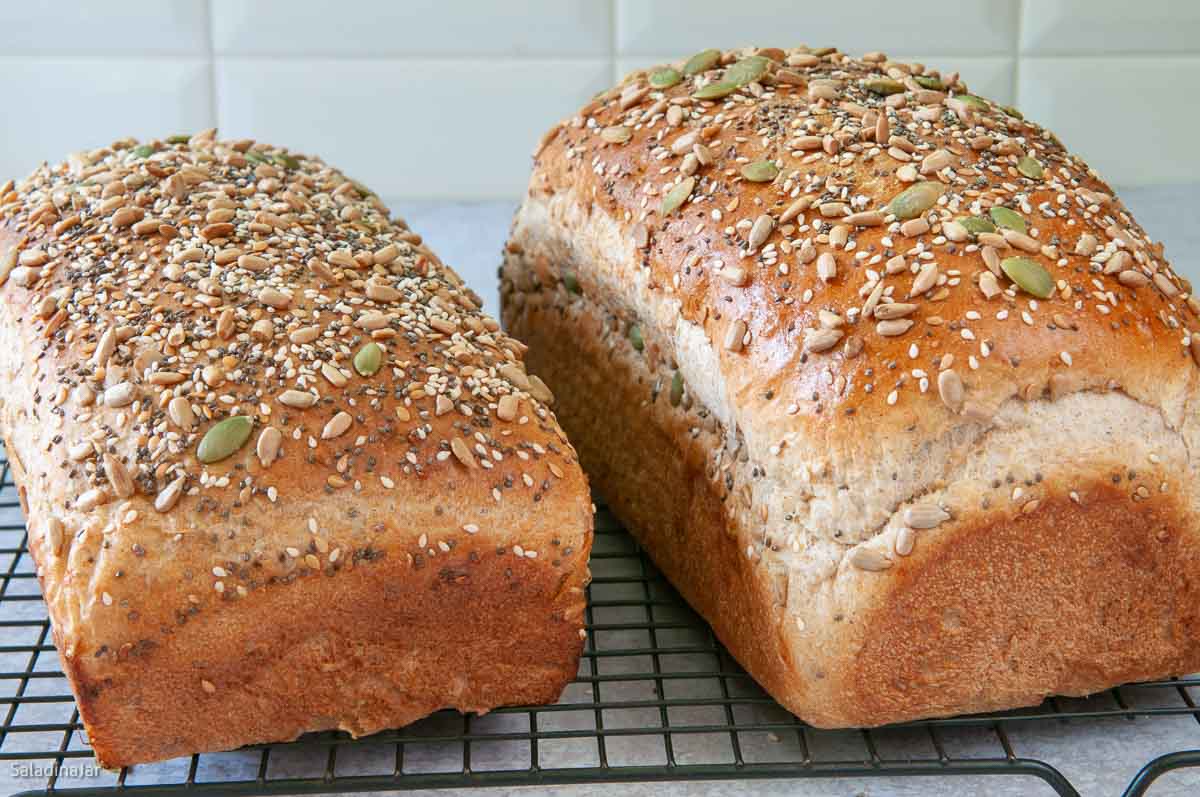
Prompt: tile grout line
<box><xmin>609</xmin><ymin>0</ymin><xmax>619</xmax><ymax>84</ymax></box>
<box><xmin>1012</xmin><ymin>0</ymin><xmax>1025</xmax><ymax>108</ymax></box>
<box><xmin>0</xmin><ymin>51</ymin><xmax>1195</xmax><ymax>62</ymax></box>
<box><xmin>0</xmin><ymin>52</ymin><xmax>625</xmax><ymax>62</ymax></box>
<box><xmin>202</xmin><ymin>0</ymin><xmax>218</xmax><ymax>132</ymax></box>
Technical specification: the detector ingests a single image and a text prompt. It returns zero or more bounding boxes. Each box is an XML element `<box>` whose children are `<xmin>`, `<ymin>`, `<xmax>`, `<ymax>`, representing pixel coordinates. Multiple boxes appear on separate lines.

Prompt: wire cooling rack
<box><xmin>0</xmin><ymin>447</ymin><xmax>1197</xmax><ymax>797</ymax></box>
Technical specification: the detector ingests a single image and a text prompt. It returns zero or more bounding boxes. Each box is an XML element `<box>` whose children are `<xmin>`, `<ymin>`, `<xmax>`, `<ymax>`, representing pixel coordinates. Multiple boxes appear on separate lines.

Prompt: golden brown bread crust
<box><xmin>62</xmin><ymin>533</ymin><xmax>583</xmax><ymax>765</ymax></box>
<box><xmin>0</xmin><ymin>132</ymin><xmax>592</xmax><ymax>767</ymax></box>
<box><xmin>500</xmin><ymin>45</ymin><xmax>1200</xmax><ymax>726</ymax></box>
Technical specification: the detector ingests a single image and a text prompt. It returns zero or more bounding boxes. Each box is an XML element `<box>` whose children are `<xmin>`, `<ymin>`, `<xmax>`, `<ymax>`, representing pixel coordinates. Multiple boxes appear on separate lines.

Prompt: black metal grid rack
<box><xmin>0</xmin><ymin>447</ymin><xmax>1197</xmax><ymax>797</ymax></box>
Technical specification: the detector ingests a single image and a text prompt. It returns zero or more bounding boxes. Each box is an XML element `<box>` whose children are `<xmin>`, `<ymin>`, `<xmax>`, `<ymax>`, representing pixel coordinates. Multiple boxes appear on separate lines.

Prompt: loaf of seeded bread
<box><xmin>0</xmin><ymin>132</ymin><xmax>592</xmax><ymax>767</ymax></box>
<box><xmin>501</xmin><ymin>46</ymin><xmax>1200</xmax><ymax>727</ymax></box>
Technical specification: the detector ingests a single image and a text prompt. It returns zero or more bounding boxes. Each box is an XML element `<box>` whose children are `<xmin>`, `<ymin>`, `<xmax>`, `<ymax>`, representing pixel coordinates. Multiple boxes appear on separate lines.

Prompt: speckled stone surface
<box><xmin>2</xmin><ymin>190</ymin><xmax>1199</xmax><ymax>797</ymax></box>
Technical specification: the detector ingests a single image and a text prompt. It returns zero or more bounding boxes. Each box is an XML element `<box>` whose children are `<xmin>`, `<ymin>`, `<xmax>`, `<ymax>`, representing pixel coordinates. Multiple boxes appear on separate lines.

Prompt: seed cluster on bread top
<box><xmin>0</xmin><ymin>131</ymin><xmax>581</xmax><ymax>627</ymax></box>
<box><xmin>529</xmin><ymin>45</ymin><xmax>1194</xmax><ymax>426</ymax></box>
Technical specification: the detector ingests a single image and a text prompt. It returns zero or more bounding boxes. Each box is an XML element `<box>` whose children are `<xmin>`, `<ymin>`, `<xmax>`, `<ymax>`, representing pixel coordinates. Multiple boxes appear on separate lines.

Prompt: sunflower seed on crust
<box><xmin>256</xmin><ymin>426</ymin><xmax>282</xmax><ymax>467</ymax></box>
<box><xmin>850</xmin><ymin>546</ymin><xmax>892</xmax><ymax>571</ymax></box>
<box><xmin>905</xmin><ymin>504</ymin><xmax>950</xmax><ymax>529</ymax></box>
<box><xmin>155</xmin><ymin>475</ymin><xmax>186</xmax><ymax>513</ymax></box>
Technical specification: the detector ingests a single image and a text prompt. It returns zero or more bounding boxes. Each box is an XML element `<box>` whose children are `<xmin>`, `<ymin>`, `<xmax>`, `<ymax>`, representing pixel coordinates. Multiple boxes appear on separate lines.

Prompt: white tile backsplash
<box><xmin>616</xmin><ymin>0</ymin><xmax>1020</xmax><ymax>56</ymax></box>
<box><xmin>0</xmin><ymin>0</ymin><xmax>207</xmax><ymax>55</ymax></box>
<box><xmin>0</xmin><ymin>1</ymin><xmax>1196</xmax><ymax>195</ymax></box>
<box><xmin>215</xmin><ymin>57</ymin><xmax>610</xmax><ymax>199</ymax></box>
<box><xmin>1018</xmin><ymin>56</ymin><xmax>1200</xmax><ymax>186</ymax></box>
<box><xmin>0</xmin><ymin>58</ymin><xmax>213</xmax><ymax>184</ymax></box>
<box><xmin>1021</xmin><ymin>0</ymin><xmax>1200</xmax><ymax>53</ymax></box>
<box><xmin>211</xmin><ymin>0</ymin><xmax>611</xmax><ymax>56</ymax></box>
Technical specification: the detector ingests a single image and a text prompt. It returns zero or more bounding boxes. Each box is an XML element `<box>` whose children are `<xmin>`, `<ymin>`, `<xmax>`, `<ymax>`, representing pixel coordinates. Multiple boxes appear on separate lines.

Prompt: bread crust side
<box><xmin>843</xmin><ymin>477</ymin><xmax>1200</xmax><ymax>726</ymax></box>
<box><xmin>502</xmin><ymin>276</ymin><xmax>808</xmax><ymax>712</ymax></box>
<box><xmin>51</xmin><ymin>524</ymin><xmax>587</xmax><ymax>768</ymax></box>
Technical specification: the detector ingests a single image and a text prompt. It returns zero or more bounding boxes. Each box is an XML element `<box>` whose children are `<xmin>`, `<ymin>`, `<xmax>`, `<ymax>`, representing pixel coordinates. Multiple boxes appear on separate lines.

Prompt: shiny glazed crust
<box><xmin>0</xmin><ymin>133</ymin><xmax>592</xmax><ymax>767</ymax></box>
<box><xmin>500</xmin><ymin>46</ymin><xmax>1200</xmax><ymax>726</ymax></box>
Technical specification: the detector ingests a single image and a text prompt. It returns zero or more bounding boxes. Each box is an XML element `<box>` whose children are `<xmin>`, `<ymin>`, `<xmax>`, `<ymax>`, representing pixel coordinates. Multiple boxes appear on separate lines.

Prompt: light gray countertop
<box><xmin>3</xmin><ymin>187</ymin><xmax>1199</xmax><ymax>797</ymax></box>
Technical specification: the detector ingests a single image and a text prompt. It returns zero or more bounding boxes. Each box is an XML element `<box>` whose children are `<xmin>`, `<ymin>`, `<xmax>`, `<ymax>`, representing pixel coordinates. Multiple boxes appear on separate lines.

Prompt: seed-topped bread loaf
<box><xmin>501</xmin><ymin>46</ymin><xmax>1200</xmax><ymax>727</ymax></box>
<box><xmin>0</xmin><ymin>131</ymin><xmax>592</xmax><ymax>767</ymax></box>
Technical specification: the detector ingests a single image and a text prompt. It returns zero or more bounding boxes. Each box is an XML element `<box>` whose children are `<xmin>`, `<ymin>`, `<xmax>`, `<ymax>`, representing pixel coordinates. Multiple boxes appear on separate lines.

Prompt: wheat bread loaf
<box><xmin>0</xmin><ymin>132</ymin><xmax>592</xmax><ymax>766</ymax></box>
<box><xmin>500</xmin><ymin>46</ymin><xmax>1200</xmax><ymax>727</ymax></box>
